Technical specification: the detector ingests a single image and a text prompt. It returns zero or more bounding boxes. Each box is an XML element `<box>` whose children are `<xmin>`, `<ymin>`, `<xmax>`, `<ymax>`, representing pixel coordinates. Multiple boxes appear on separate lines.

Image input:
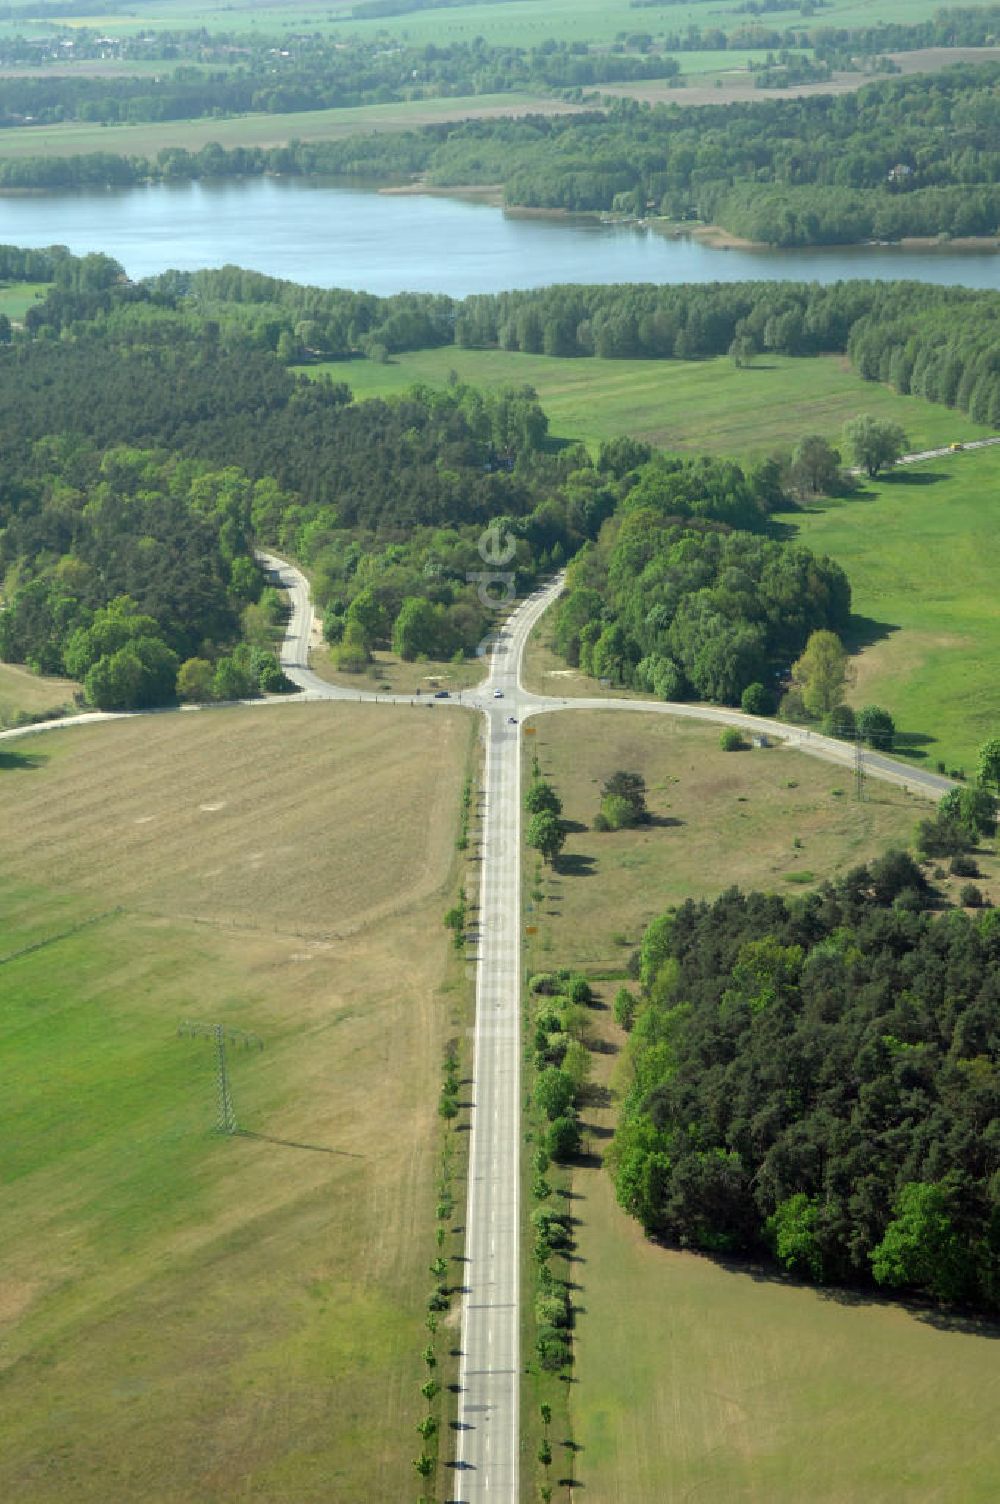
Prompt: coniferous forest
<box><xmin>613</xmin><ymin>861</ymin><xmax>1000</xmax><ymax>1314</ymax></box>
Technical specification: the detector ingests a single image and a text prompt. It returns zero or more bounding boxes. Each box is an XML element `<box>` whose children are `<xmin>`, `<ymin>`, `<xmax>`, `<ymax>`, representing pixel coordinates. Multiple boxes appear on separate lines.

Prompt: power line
<box><xmin>178</xmin><ymin>1020</ymin><xmax>263</xmax><ymax>1134</ymax></box>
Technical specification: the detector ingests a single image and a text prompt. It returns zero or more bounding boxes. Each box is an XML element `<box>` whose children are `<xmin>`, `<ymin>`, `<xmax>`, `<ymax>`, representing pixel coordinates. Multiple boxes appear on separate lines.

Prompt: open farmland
<box><xmin>0</xmin><ymin>92</ymin><xmax>575</xmax><ymax>161</ymax></box>
<box><xmin>0</xmin><ymin>281</ymin><xmax>50</xmax><ymax>321</ymax></box>
<box><xmin>325</xmin><ymin>349</ymin><xmax>994</xmax><ymax>461</ymax></box>
<box><xmin>0</xmin><ymin>0</ymin><xmax>956</xmax><ymax>49</ymax></box>
<box><xmin>0</xmin><ymin>702</ymin><xmax>472</xmax><ymax>1504</ymax></box>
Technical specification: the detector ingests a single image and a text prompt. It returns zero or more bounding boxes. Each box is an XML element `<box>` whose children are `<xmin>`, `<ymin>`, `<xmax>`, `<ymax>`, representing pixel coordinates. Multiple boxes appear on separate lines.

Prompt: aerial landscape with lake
<box><xmin>1</xmin><ymin>1</ymin><xmax>999</xmax><ymax>1501</ymax></box>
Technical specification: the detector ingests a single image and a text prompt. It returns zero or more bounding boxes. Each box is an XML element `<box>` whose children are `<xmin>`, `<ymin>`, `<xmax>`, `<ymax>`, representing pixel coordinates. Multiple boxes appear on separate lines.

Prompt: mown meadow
<box><xmin>0</xmin><ymin>703</ymin><xmax>472</xmax><ymax>1503</ymax></box>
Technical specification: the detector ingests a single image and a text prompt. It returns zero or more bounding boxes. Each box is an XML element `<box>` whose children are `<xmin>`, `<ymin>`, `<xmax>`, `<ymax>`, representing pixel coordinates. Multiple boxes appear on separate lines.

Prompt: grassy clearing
<box><xmin>310</xmin><ymin>642</ymin><xmax>485</xmax><ymax>696</ymax></box>
<box><xmin>322</xmin><ymin>349</ymin><xmax>992</xmax><ymax>460</ymax></box>
<box><xmin>0</xmin><ymin>661</ymin><xmax>79</xmax><ymax>724</ymax></box>
<box><xmin>0</xmin><ymin>702</ymin><xmax>473</xmax><ymax>1503</ymax></box>
<box><xmin>786</xmin><ymin>447</ymin><xmax>1000</xmax><ymax>772</ymax></box>
<box><xmin>0</xmin><ymin>281</ymin><xmax>50</xmax><ymax>320</ymax></box>
<box><xmin>520</xmin><ymin>710</ymin><xmax>1000</xmax><ymax>1501</ymax></box>
<box><xmin>521</xmin><ymin>711</ymin><xmax>956</xmax><ymax>976</ymax></box>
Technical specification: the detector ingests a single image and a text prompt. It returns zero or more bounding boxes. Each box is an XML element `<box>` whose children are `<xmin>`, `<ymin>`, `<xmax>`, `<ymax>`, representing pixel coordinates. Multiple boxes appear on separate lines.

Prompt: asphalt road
<box><xmin>892</xmin><ymin>435</ymin><xmax>1000</xmax><ymax>467</ymax></box>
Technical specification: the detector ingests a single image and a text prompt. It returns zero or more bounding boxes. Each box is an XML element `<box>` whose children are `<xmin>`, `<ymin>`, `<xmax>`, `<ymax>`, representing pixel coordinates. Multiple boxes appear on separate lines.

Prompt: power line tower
<box><xmin>178</xmin><ymin>1020</ymin><xmax>263</xmax><ymax>1134</ymax></box>
<box><xmin>854</xmin><ymin>733</ymin><xmax>867</xmax><ymax>803</ymax></box>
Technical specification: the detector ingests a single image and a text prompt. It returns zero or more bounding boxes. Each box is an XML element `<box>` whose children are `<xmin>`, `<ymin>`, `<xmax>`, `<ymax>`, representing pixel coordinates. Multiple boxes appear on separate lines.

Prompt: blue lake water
<box><xmin>2</xmin><ymin>176</ymin><xmax>999</xmax><ymax>293</ymax></box>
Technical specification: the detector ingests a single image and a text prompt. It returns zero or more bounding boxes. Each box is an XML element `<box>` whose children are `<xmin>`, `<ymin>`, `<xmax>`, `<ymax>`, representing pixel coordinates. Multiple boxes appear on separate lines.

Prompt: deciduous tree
<box><xmin>791</xmin><ymin>629</ymin><xmax>851</xmax><ymax>716</ymax></box>
<box><xmin>843</xmin><ymin>414</ymin><xmax>908</xmax><ymax>477</ymax></box>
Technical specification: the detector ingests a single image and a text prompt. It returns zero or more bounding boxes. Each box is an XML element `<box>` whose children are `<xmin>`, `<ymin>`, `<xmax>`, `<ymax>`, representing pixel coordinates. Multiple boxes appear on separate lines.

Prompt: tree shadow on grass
<box><xmin>844</xmin><ymin>613</ymin><xmax>899</xmax><ymax>652</ymax></box>
<box><xmin>892</xmin><ymin>730</ymin><xmax>937</xmax><ymax>760</ymax></box>
<box><xmin>883</xmin><ymin>468</ymin><xmax>946</xmax><ymax>487</ymax></box>
<box><xmin>704</xmin><ymin>1249</ymin><xmax>1000</xmax><ymax>1339</ymax></box>
<box><xmin>557</xmin><ymin>853</ymin><xmax>597</xmax><ymax>878</ymax></box>
<box><xmin>235</xmin><ymin>1129</ymin><xmax>363</xmax><ymax>1158</ymax></box>
<box><xmin>0</xmin><ymin>747</ymin><xmax>48</xmax><ymax>771</ymax></box>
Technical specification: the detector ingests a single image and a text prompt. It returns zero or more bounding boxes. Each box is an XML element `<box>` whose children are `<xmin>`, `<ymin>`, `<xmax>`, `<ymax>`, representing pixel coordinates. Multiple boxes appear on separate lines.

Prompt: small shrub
<box><xmin>592</xmin><ymin>811</ymin><xmax>611</xmax><ymax>832</ymax></box>
<box><xmin>960</xmin><ymin>883</ymin><xmax>984</xmax><ymax>908</ymax></box>
<box><xmin>740</xmin><ymin>681</ymin><xmax>769</xmax><ymax>715</ymax></box>
<box><xmin>547</xmin><ymin>1114</ymin><xmax>581</xmax><ymax>1162</ymax></box>
<box><xmin>600</xmin><ymin>793</ymin><xmax>635</xmax><ymax>829</ymax></box>
<box><xmin>613</xmin><ymin>985</ymin><xmax>637</xmax><ymax>1031</ymax></box>
<box><xmin>719</xmin><ymin>727</ymin><xmax>747</xmax><ymax>752</ymax></box>
<box><xmin>856</xmin><ymin>704</ymin><xmax>895</xmax><ymax>750</ymax></box>
<box><xmin>950</xmin><ymin>852</ymin><xmax>980</xmax><ymax>878</ymax></box>
<box><xmin>916</xmin><ymin>813</ymin><xmax>971</xmax><ymax>859</ymax></box>
<box><xmin>824</xmin><ymin>703</ymin><xmax>857</xmax><ymax>739</ymax></box>
<box><xmin>536</xmin><ymin>1326</ymin><xmax>572</xmax><ymax>1371</ymax></box>
<box><xmin>565</xmin><ymin>974</ymin><xmax>592</xmax><ymax>1005</ymax></box>
<box><xmin>778</xmin><ymin>687</ymin><xmax>810</xmax><ymax>723</ymax></box>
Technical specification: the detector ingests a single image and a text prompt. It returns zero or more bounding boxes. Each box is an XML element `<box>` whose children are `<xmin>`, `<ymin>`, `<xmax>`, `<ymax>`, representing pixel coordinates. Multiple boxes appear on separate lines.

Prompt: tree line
<box><xmin>0</xmin><ymin>36</ymin><xmax>681</xmax><ymax>128</ymax></box>
<box><xmin>17</xmin><ymin>257</ymin><xmax>1000</xmax><ymax>429</ymax></box>
<box><xmin>611</xmin><ymin>858</ymin><xmax>1000</xmax><ymax>1314</ymax></box>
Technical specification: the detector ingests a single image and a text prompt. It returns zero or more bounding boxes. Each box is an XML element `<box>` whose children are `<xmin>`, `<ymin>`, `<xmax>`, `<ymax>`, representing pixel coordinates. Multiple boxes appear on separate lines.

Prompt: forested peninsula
<box><xmin>3</xmin><ymin>64</ymin><xmax>1000</xmax><ymax>247</ymax></box>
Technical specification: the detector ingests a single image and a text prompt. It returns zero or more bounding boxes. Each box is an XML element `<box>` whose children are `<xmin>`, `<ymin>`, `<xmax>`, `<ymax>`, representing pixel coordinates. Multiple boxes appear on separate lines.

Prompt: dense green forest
<box><xmin>550</xmin><ymin>476</ymin><xmax>850</xmax><ymax>703</ymax></box>
<box><xmin>1</xmin><ymin>248</ymin><xmax>997</xmax><ymax>713</ymax></box>
<box><xmin>3</xmin><ymin>62</ymin><xmax>1000</xmax><ymax>247</ymax></box>
<box><xmin>21</xmin><ymin>257</ymin><xmax>1000</xmax><ymax>428</ymax></box>
<box><xmin>612</xmin><ymin>863</ymin><xmax>1000</xmax><ymax>1314</ymax></box>
<box><xmin>0</xmin><ymin>250</ymin><xmax>621</xmax><ymax>706</ymax></box>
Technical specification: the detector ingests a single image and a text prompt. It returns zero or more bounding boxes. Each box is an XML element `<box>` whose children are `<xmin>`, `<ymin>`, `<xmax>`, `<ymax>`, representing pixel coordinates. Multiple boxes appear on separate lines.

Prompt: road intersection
<box><xmin>259</xmin><ymin>555</ymin><xmax>951</xmax><ymax>1501</ymax></box>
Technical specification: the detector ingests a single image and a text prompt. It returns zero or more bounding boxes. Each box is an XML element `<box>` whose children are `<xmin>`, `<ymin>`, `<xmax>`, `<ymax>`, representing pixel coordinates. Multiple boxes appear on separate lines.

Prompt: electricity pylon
<box><xmin>854</xmin><ymin>733</ymin><xmax>867</xmax><ymax>803</ymax></box>
<box><xmin>178</xmin><ymin>1020</ymin><xmax>263</xmax><ymax>1134</ymax></box>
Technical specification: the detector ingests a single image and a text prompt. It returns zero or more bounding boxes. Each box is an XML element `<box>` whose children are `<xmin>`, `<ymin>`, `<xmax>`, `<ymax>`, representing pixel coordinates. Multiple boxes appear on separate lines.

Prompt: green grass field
<box><xmin>323</xmin><ymin>348</ymin><xmax>992</xmax><ymax>460</ymax></box>
<box><xmin>521</xmin><ymin>711</ymin><xmax>1000</xmax><ymax>1502</ymax></box>
<box><xmin>786</xmin><ymin>447</ymin><xmax>1000</xmax><ymax>772</ymax></box>
<box><xmin>0</xmin><ymin>281</ymin><xmax>50</xmax><ymax>321</ymax></box>
<box><xmin>0</xmin><ymin>703</ymin><xmax>472</xmax><ymax>1503</ymax></box>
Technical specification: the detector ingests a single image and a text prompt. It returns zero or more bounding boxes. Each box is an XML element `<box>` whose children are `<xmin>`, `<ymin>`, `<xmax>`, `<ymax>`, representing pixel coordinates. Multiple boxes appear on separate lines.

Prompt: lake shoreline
<box><xmin>378</xmin><ymin>181</ymin><xmax>1000</xmax><ymax>255</ymax></box>
<box><xmin>4</xmin><ymin>176</ymin><xmax>999</xmax><ymax>293</ymax></box>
